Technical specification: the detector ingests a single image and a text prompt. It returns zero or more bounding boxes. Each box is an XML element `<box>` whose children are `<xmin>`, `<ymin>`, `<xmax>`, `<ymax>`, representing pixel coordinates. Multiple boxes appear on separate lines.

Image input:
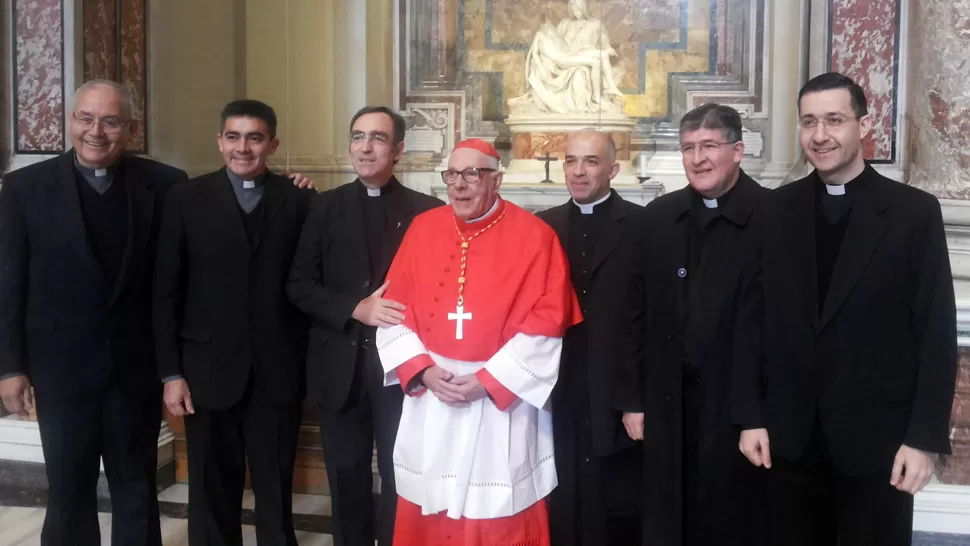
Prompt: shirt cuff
<box><xmin>475</xmin><ymin>369</ymin><xmax>517</xmax><ymax>411</ymax></box>
<box><xmin>397</xmin><ymin>354</ymin><xmax>435</xmax><ymax>396</ymax></box>
<box><xmin>0</xmin><ymin>372</ymin><xmax>26</xmax><ymax>382</ymax></box>
<box><xmin>161</xmin><ymin>375</ymin><xmax>184</xmax><ymax>384</ymax></box>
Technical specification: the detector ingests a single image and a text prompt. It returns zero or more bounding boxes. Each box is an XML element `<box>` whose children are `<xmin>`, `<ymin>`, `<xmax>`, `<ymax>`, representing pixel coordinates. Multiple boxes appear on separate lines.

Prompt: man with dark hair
<box><xmin>0</xmin><ymin>80</ymin><xmax>186</xmax><ymax>545</ymax></box>
<box><xmin>737</xmin><ymin>72</ymin><xmax>956</xmax><ymax>546</ymax></box>
<box><xmin>538</xmin><ymin>128</ymin><xmax>644</xmax><ymax>545</ymax></box>
<box><xmin>220</xmin><ymin>99</ymin><xmax>279</xmax><ymax>137</ymax></box>
<box><xmin>154</xmin><ymin>99</ymin><xmax>315</xmax><ymax>545</ymax></box>
<box><xmin>621</xmin><ymin>103</ymin><xmax>769</xmax><ymax>545</ymax></box>
<box><xmin>287</xmin><ymin>105</ymin><xmax>442</xmax><ymax>546</ymax></box>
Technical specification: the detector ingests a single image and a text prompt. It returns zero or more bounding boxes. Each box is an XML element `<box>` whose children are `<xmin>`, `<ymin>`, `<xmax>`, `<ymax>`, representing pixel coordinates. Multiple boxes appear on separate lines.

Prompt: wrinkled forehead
<box><xmin>73</xmin><ymin>86</ymin><xmax>125</xmax><ymax>116</ymax></box>
<box><xmin>448</xmin><ymin>148</ymin><xmax>494</xmax><ymax>169</ymax></box>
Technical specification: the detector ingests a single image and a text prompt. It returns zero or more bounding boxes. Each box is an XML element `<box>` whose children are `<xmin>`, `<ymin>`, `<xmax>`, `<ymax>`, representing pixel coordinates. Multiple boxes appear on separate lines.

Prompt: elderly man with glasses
<box><xmin>374</xmin><ymin>138</ymin><xmax>582</xmax><ymax>546</ymax></box>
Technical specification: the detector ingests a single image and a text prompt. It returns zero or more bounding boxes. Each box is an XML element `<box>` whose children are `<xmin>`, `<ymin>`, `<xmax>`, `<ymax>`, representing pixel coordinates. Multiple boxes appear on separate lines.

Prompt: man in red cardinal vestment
<box><xmin>376</xmin><ymin>138</ymin><xmax>582</xmax><ymax>546</ymax></box>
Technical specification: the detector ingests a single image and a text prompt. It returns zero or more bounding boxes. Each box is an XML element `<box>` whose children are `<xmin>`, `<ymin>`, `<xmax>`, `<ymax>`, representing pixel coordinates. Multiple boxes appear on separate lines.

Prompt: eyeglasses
<box><xmin>679</xmin><ymin>141</ymin><xmax>738</xmax><ymax>155</ymax></box>
<box><xmin>72</xmin><ymin>112</ymin><xmax>126</xmax><ymax>133</ymax></box>
<box><xmin>797</xmin><ymin>116</ymin><xmax>857</xmax><ymax>130</ymax></box>
<box><xmin>350</xmin><ymin>131</ymin><xmax>391</xmax><ymax>145</ymax></box>
<box><xmin>440</xmin><ymin>167</ymin><xmax>498</xmax><ymax>185</ymax></box>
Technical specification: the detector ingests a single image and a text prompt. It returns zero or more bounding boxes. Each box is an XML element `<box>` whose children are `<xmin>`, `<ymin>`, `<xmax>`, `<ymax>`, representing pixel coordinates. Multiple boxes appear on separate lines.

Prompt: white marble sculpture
<box><xmin>508</xmin><ymin>0</ymin><xmax>624</xmax><ymax>115</ymax></box>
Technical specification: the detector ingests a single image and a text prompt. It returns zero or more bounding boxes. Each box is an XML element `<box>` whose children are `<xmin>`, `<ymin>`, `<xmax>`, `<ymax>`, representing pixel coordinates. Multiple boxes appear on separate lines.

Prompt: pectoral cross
<box><xmin>448</xmin><ymin>305</ymin><xmax>472</xmax><ymax>340</ymax></box>
<box><xmin>535</xmin><ymin>152</ymin><xmax>558</xmax><ymax>184</ymax></box>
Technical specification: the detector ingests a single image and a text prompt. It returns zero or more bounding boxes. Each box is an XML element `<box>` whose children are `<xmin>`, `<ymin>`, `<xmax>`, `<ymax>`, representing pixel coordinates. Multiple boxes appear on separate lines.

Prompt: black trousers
<box><xmin>183</xmin><ymin>386</ymin><xmax>301</xmax><ymax>546</ymax></box>
<box><xmin>316</xmin><ymin>346</ymin><xmax>404</xmax><ymax>546</ymax></box>
<box><xmin>549</xmin><ymin>388</ymin><xmax>642</xmax><ymax>546</ymax></box>
<box><xmin>35</xmin><ymin>383</ymin><xmax>162</xmax><ymax>546</ymax></box>
<box><xmin>768</xmin><ymin>418</ymin><xmax>914</xmax><ymax>546</ymax></box>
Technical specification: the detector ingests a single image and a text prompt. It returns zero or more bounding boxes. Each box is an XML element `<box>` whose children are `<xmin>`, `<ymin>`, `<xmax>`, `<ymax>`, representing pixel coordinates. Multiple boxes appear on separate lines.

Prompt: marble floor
<box><xmin>0</xmin><ymin>506</ymin><xmax>334</xmax><ymax>545</ymax></box>
<box><xmin>2</xmin><ymin>485</ymin><xmax>970</xmax><ymax>545</ymax></box>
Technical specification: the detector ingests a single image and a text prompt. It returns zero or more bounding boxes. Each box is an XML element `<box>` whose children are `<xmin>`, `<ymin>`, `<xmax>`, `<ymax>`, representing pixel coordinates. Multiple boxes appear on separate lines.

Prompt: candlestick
<box><xmin>637</xmin><ymin>153</ymin><xmax>648</xmax><ymax>177</ymax></box>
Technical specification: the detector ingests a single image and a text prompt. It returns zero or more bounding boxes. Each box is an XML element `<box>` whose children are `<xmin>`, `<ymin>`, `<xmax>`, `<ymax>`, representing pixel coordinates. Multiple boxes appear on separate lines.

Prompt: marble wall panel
<box><xmin>121</xmin><ymin>0</ymin><xmax>147</xmax><ymax>151</ymax></box>
<box><xmin>14</xmin><ymin>0</ymin><xmax>65</xmax><ymax>153</ymax></box>
<box><xmin>829</xmin><ymin>0</ymin><xmax>898</xmax><ymax>162</ymax></box>
<box><xmin>81</xmin><ymin>0</ymin><xmax>148</xmax><ymax>152</ymax></box>
<box><xmin>82</xmin><ymin>0</ymin><xmax>116</xmax><ymax>81</ymax></box>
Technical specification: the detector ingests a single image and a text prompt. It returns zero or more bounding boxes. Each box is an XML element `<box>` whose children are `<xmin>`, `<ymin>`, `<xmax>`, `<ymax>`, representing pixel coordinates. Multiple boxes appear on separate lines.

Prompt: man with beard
<box><xmin>537</xmin><ymin>129</ymin><xmax>643</xmax><ymax>545</ymax></box>
<box><xmin>738</xmin><ymin>72</ymin><xmax>956</xmax><ymax>546</ymax></box>
<box><xmin>620</xmin><ymin>103</ymin><xmax>769</xmax><ymax>545</ymax></box>
<box><xmin>154</xmin><ymin>99</ymin><xmax>315</xmax><ymax>545</ymax></box>
<box><xmin>287</xmin><ymin>106</ymin><xmax>442</xmax><ymax>546</ymax></box>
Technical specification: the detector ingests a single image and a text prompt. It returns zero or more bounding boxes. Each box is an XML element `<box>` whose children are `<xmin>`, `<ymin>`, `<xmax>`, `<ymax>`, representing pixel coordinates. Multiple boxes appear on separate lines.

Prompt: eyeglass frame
<box><xmin>71</xmin><ymin>111</ymin><xmax>128</xmax><ymax>133</ymax></box>
<box><xmin>349</xmin><ymin>131</ymin><xmax>394</xmax><ymax>146</ymax></box>
<box><xmin>440</xmin><ymin>167</ymin><xmax>499</xmax><ymax>185</ymax></box>
<box><xmin>679</xmin><ymin>140</ymin><xmax>741</xmax><ymax>155</ymax></box>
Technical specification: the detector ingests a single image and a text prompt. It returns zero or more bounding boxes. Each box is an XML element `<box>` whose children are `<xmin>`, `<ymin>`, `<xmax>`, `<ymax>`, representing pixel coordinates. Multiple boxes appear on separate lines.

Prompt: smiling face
<box><xmin>447</xmin><ymin>148</ymin><xmax>502</xmax><ymax>221</ymax></box>
<box><xmin>69</xmin><ymin>84</ymin><xmax>131</xmax><ymax>169</ymax></box>
<box><xmin>563</xmin><ymin>130</ymin><xmax>618</xmax><ymax>204</ymax></box>
<box><xmin>798</xmin><ymin>88</ymin><xmax>872</xmax><ymax>185</ymax></box>
<box><xmin>349</xmin><ymin>112</ymin><xmax>404</xmax><ymax>186</ymax></box>
<box><xmin>680</xmin><ymin>127</ymin><xmax>743</xmax><ymax>198</ymax></box>
<box><xmin>217</xmin><ymin>116</ymin><xmax>279</xmax><ymax>180</ymax></box>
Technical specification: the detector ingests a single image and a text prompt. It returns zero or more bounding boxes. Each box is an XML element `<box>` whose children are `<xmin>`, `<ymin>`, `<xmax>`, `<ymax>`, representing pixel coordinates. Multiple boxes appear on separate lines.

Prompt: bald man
<box><xmin>537</xmin><ymin>129</ymin><xmax>644</xmax><ymax>545</ymax></box>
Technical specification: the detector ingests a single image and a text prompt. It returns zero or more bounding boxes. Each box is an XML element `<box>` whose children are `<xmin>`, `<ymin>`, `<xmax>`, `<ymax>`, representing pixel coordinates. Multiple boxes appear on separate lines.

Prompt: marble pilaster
<box><xmin>907</xmin><ymin>0</ymin><xmax>970</xmax><ymax>199</ymax></box>
<box><xmin>14</xmin><ymin>0</ymin><xmax>65</xmax><ymax>154</ymax></box>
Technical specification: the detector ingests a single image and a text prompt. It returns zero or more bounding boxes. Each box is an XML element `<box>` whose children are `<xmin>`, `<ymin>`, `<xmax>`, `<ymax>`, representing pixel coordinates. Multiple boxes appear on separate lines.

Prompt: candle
<box><xmin>637</xmin><ymin>153</ymin><xmax>648</xmax><ymax>177</ymax></box>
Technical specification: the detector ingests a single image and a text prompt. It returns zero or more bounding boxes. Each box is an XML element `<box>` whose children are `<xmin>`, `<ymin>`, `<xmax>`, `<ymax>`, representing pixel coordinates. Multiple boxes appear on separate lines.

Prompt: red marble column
<box><xmin>14</xmin><ymin>0</ymin><xmax>65</xmax><ymax>153</ymax></box>
<box><xmin>81</xmin><ymin>0</ymin><xmax>148</xmax><ymax>152</ymax></box>
<box><xmin>829</xmin><ymin>0</ymin><xmax>900</xmax><ymax>163</ymax></box>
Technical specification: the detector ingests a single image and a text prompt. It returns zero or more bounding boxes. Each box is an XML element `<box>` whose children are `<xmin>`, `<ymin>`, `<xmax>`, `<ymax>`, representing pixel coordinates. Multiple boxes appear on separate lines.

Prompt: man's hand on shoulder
<box><xmin>739</xmin><ymin>428</ymin><xmax>772</xmax><ymax>469</ymax></box>
<box><xmin>0</xmin><ymin>375</ymin><xmax>33</xmax><ymax>417</ymax></box>
<box><xmin>891</xmin><ymin>444</ymin><xmax>935</xmax><ymax>495</ymax></box>
<box><xmin>286</xmin><ymin>172</ymin><xmax>315</xmax><ymax>190</ymax></box>
<box><xmin>352</xmin><ymin>281</ymin><xmax>407</xmax><ymax>327</ymax></box>
<box><xmin>421</xmin><ymin>366</ymin><xmax>468</xmax><ymax>407</ymax></box>
<box><xmin>164</xmin><ymin>379</ymin><xmax>196</xmax><ymax>418</ymax></box>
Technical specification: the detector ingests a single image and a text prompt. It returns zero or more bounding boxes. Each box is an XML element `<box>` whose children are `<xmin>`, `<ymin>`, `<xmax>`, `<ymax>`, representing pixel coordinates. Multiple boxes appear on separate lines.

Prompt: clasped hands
<box><xmin>739</xmin><ymin>428</ymin><xmax>936</xmax><ymax>495</ymax></box>
<box><xmin>421</xmin><ymin>365</ymin><xmax>487</xmax><ymax>407</ymax></box>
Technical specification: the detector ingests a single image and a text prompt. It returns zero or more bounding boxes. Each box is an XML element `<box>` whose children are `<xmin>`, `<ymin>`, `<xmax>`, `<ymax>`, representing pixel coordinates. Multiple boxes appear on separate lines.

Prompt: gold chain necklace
<box><xmin>447</xmin><ymin>203</ymin><xmax>507</xmax><ymax>340</ymax></box>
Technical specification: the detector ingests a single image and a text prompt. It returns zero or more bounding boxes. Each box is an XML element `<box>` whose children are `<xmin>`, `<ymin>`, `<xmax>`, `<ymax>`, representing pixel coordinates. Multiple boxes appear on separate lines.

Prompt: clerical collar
<box><xmin>825</xmin><ymin>184</ymin><xmax>846</xmax><ymax>196</ymax></box>
<box><xmin>572</xmin><ymin>192</ymin><xmax>611</xmax><ymax>215</ymax></box>
<box><xmin>465</xmin><ymin>198</ymin><xmax>501</xmax><ymax>223</ymax></box>
<box><xmin>226</xmin><ymin>168</ymin><xmax>266</xmax><ymax>189</ymax></box>
<box><xmin>702</xmin><ymin>198</ymin><xmax>719</xmax><ymax>209</ymax></box>
<box><xmin>359</xmin><ymin>179</ymin><xmax>394</xmax><ymax>198</ymax></box>
<box><xmin>73</xmin><ymin>154</ymin><xmax>118</xmax><ymax>178</ymax></box>
<box><xmin>816</xmin><ymin>163</ymin><xmax>874</xmax><ymax>197</ymax></box>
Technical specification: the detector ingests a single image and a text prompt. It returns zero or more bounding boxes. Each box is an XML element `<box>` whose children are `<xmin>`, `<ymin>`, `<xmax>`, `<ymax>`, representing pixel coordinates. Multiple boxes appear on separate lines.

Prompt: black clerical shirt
<box><xmin>815</xmin><ymin>177</ymin><xmax>856</xmax><ymax>311</ymax></box>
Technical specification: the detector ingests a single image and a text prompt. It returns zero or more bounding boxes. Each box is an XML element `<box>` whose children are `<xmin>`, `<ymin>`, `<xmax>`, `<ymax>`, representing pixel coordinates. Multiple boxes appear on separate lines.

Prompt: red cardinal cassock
<box><xmin>377</xmin><ymin>189</ymin><xmax>582</xmax><ymax>546</ymax></box>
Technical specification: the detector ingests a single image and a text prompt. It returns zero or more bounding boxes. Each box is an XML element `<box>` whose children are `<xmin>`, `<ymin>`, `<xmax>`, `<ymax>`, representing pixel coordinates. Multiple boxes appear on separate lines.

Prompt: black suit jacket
<box><xmin>622</xmin><ymin>172</ymin><xmax>768</xmax><ymax>546</ymax></box>
<box><xmin>287</xmin><ymin>178</ymin><xmax>443</xmax><ymax>411</ymax></box>
<box><xmin>538</xmin><ymin>190</ymin><xmax>643</xmax><ymax>456</ymax></box>
<box><xmin>745</xmin><ymin>165</ymin><xmax>957</xmax><ymax>475</ymax></box>
<box><xmin>153</xmin><ymin>169</ymin><xmax>314</xmax><ymax>410</ymax></box>
<box><xmin>0</xmin><ymin>151</ymin><xmax>187</xmax><ymax>398</ymax></box>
